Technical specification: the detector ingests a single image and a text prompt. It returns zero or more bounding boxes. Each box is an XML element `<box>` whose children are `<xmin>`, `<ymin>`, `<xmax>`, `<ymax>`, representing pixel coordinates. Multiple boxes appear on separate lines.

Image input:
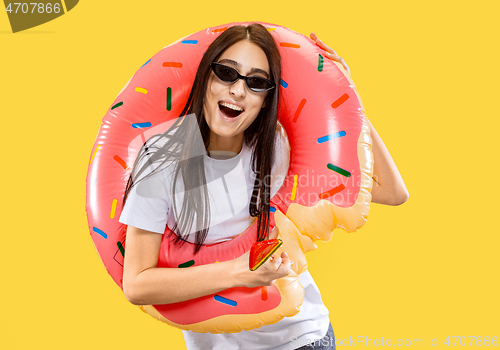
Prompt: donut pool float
<box><xmin>85</xmin><ymin>21</ymin><xmax>373</xmax><ymax>334</ymax></box>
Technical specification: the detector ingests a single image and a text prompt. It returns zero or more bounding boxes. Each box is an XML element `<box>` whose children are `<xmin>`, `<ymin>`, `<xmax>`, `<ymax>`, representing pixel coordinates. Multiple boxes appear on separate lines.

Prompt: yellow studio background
<box><xmin>1</xmin><ymin>0</ymin><xmax>498</xmax><ymax>349</ymax></box>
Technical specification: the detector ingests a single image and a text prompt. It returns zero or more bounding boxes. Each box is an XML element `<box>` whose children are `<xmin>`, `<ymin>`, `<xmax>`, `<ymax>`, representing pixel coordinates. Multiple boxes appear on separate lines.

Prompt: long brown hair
<box><xmin>122</xmin><ymin>23</ymin><xmax>282</xmax><ymax>253</ymax></box>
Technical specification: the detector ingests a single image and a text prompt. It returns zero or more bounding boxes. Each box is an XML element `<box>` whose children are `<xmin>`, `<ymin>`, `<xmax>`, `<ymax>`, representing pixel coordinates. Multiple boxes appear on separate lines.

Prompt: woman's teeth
<box><xmin>219</xmin><ymin>102</ymin><xmax>243</xmax><ymax>111</ymax></box>
<box><xmin>219</xmin><ymin>102</ymin><xmax>244</xmax><ymax>118</ymax></box>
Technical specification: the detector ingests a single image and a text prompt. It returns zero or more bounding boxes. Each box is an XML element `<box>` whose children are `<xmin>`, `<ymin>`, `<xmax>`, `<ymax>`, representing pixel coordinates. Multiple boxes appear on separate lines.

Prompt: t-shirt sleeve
<box><xmin>119</xmin><ymin>152</ymin><xmax>172</xmax><ymax>234</ymax></box>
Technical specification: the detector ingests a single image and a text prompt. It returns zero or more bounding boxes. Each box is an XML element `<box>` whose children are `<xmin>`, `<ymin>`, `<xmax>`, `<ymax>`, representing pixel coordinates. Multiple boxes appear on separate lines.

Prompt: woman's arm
<box><xmin>123</xmin><ymin>226</ymin><xmax>233</xmax><ymax>305</ymax></box>
<box><xmin>367</xmin><ymin>117</ymin><xmax>409</xmax><ymax>206</ymax></box>
<box><xmin>122</xmin><ymin>226</ymin><xmax>291</xmax><ymax>305</ymax></box>
<box><xmin>309</xmin><ymin>32</ymin><xmax>408</xmax><ymax>206</ymax></box>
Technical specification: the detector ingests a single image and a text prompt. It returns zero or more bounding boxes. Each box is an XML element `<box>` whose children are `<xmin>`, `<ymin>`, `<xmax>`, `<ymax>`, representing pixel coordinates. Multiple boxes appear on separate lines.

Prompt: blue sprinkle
<box><xmin>317</xmin><ymin>131</ymin><xmax>346</xmax><ymax>144</ymax></box>
<box><xmin>214</xmin><ymin>295</ymin><xmax>237</xmax><ymax>307</ymax></box>
<box><xmin>270</xmin><ymin>207</ymin><xmax>276</xmax><ymax>213</ymax></box>
<box><xmin>93</xmin><ymin>227</ymin><xmax>107</xmax><ymax>239</ymax></box>
<box><xmin>280</xmin><ymin>79</ymin><xmax>288</xmax><ymax>88</ymax></box>
<box><xmin>132</xmin><ymin>122</ymin><xmax>152</xmax><ymax>128</ymax></box>
<box><xmin>141</xmin><ymin>59</ymin><xmax>151</xmax><ymax>68</ymax></box>
<box><xmin>181</xmin><ymin>40</ymin><xmax>198</xmax><ymax>44</ymax></box>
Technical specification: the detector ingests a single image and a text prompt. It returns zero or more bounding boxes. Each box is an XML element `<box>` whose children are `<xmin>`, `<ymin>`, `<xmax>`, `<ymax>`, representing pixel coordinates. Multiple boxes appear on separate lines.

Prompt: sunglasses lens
<box><xmin>246</xmin><ymin>77</ymin><xmax>272</xmax><ymax>92</ymax></box>
<box><xmin>212</xmin><ymin>63</ymin><xmax>275</xmax><ymax>92</ymax></box>
<box><xmin>214</xmin><ymin>64</ymin><xmax>238</xmax><ymax>83</ymax></box>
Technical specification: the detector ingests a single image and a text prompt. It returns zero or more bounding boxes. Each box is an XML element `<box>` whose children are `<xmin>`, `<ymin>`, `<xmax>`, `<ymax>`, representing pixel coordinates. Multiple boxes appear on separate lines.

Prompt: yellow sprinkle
<box><xmin>90</xmin><ymin>144</ymin><xmax>100</xmax><ymax>164</ymax></box>
<box><xmin>135</xmin><ymin>87</ymin><xmax>148</xmax><ymax>94</ymax></box>
<box><xmin>110</xmin><ymin>199</ymin><xmax>117</xmax><ymax>219</ymax></box>
<box><xmin>291</xmin><ymin>174</ymin><xmax>298</xmax><ymax>201</ymax></box>
<box><xmin>267</xmin><ymin>28</ymin><xmax>276</xmax><ymax>31</ymax></box>
<box><xmin>215</xmin><ymin>260</ymin><xmax>220</xmax><ymax>263</ymax></box>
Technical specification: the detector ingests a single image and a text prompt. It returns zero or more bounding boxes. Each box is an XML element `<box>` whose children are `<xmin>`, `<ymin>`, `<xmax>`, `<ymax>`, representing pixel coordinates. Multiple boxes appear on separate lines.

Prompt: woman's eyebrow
<box><xmin>217</xmin><ymin>58</ymin><xmax>269</xmax><ymax>79</ymax></box>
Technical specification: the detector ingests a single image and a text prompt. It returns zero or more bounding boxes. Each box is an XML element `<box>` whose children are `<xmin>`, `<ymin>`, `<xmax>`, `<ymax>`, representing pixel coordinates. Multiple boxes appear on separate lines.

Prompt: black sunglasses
<box><xmin>210</xmin><ymin>62</ymin><xmax>276</xmax><ymax>92</ymax></box>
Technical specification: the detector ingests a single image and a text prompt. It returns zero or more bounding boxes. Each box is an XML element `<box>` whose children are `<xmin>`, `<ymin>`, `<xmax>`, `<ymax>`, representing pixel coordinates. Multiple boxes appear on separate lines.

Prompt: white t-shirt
<box><xmin>119</xmin><ymin>129</ymin><xmax>330</xmax><ymax>350</ymax></box>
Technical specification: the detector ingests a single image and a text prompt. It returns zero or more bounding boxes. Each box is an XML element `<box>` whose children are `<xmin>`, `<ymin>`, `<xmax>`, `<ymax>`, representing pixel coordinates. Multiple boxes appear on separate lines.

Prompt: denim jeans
<box><xmin>294</xmin><ymin>323</ymin><xmax>336</xmax><ymax>350</ymax></box>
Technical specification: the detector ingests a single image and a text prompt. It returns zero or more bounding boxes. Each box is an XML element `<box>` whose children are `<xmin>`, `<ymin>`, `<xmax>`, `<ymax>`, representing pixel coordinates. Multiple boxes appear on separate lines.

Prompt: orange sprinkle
<box><xmin>293</xmin><ymin>99</ymin><xmax>307</xmax><ymax>123</ymax></box>
<box><xmin>163</xmin><ymin>62</ymin><xmax>183</xmax><ymax>68</ymax></box>
<box><xmin>319</xmin><ymin>184</ymin><xmax>346</xmax><ymax>199</ymax></box>
<box><xmin>280</xmin><ymin>42</ymin><xmax>300</xmax><ymax>48</ymax></box>
<box><xmin>113</xmin><ymin>155</ymin><xmax>128</xmax><ymax>170</ymax></box>
<box><xmin>212</xmin><ymin>27</ymin><xmax>228</xmax><ymax>33</ymax></box>
<box><xmin>331</xmin><ymin>93</ymin><xmax>349</xmax><ymax>109</ymax></box>
<box><xmin>261</xmin><ymin>286</ymin><xmax>268</xmax><ymax>301</ymax></box>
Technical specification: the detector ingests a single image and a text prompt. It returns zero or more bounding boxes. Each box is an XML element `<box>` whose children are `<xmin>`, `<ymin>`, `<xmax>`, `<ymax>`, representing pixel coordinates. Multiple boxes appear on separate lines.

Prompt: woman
<box><xmin>119</xmin><ymin>23</ymin><xmax>408</xmax><ymax>350</ymax></box>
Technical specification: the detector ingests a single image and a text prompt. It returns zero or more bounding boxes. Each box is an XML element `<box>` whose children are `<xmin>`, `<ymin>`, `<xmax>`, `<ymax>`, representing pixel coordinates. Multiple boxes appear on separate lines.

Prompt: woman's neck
<box><xmin>207</xmin><ymin>133</ymin><xmax>244</xmax><ymax>156</ymax></box>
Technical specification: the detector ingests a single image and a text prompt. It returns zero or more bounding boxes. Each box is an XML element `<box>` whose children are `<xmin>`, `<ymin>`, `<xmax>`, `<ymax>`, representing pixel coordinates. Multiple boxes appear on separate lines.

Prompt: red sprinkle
<box><xmin>212</xmin><ymin>27</ymin><xmax>228</xmax><ymax>33</ymax></box>
<box><xmin>163</xmin><ymin>62</ymin><xmax>183</xmax><ymax>68</ymax></box>
<box><xmin>261</xmin><ymin>286</ymin><xmax>268</xmax><ymax>301</ymax></box>
<box><xmin>319</xmin><ymin>184</ymin><xmax>346</xmax><ymax>199</ymax></box>
<box><xmin>280</xmin><ymin>42</ymin><xmax>300</xmax><ymax>48</ymax></box>
<box><xmin>293</xmin><ymin>99</ymin><xmax>307</xmax><ymax>123</ymax></box>
<box><xmin>113</xmin><ymin>155</ymin><xmax>128</xmax><ymax>170</ymax></box>
<box><xmin>331</xmin><ymin>93</ymin><xmax>349</xmax><ymax>109</ymax></box>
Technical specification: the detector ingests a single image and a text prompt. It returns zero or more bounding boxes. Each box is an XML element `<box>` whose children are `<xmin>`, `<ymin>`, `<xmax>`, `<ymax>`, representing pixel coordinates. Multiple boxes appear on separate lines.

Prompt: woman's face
<box><xmin>203</xmin><ymin>40</ymin><xmax>270</xmax><ymax>152</ymax></box>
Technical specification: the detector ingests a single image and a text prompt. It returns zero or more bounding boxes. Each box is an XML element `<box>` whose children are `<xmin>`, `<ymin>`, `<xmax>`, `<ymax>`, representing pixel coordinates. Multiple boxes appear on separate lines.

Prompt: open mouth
<box><xmin>218</xmin><ymin>102</ymin><xmax>244</xmax><ymax>118</ymax></box>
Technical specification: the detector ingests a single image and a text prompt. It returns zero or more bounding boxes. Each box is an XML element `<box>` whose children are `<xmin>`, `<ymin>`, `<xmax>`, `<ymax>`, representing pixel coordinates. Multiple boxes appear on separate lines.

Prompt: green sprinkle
<box><xmin>178</xmin><ymin>260</ymin><xmax>194</xmax><ymax>268</ymax></box>
<box><xmin>111</xmin><ymin>102</ymin><xmax>123</xmax><ymax>110</ymax></box>
<box><xmin>117</xmin><ymin>241</ymin><xmax>125</xmax><ymax>258</ymax></box>
<box><xmin>327</xmin><ymin>163</ymin><xmax>351</xmax><ymax>177</ymax></box>
<box><xmin>318</xmin><ymin>54</ymin><xmax>323</xmax><ymax>72</ymax></box>
<box><xmin>166</xmin><ymin>87</ymin><xmax>172</xmax><ymax>111</ymax></box>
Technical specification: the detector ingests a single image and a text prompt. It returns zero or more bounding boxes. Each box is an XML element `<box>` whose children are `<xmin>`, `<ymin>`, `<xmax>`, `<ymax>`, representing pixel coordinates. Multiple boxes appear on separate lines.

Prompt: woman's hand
<box><xmin>230</xmin><ymin>226</ymin><xmax>292</xmax><ymax>288</ymax></box>
<box><xmin>310</xmin><ymin>33</ymin><xmax>408</xmax><ymax>205</ymax></box>
<box><xmin>310</xmin><ymin>32</ymin><xmax>351</xmax><ymax>75</ymax></box>
<box><xmin>123</xmin><ymin>225</ymin><xmax>292</xmax><ymax>305</ymax></box>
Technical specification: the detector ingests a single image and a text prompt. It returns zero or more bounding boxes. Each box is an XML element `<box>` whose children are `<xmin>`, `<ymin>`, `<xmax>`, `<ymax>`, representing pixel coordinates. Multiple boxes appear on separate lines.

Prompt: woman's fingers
<box><xmin>237</xmin><ymin>249</ymin><xmax>290</xmax><ymax>288</ymax></box>
<box><xmin>268</xmin><ymin>254</ymin><xmax>282</xmax><ymax>270</ymax></box>
<box><xmin>310</xmin><ymin>32</ymin><xmax>337</xmax><ymax>55</ymax></box>
<box><xmin>269</xmin><ymin>226</ymin><xmax>279</xmax><ymax>240</ymax></box>
<box><xmin>310</xmin><ymin>32</ymin><xmax>351</xmax><ymax>75</ymax></box>
<box><xmin>268</xmin><ymin>252</ymin><xmax>291</xmax><ymax>272</ymax></box>
<box><xmin>251</xmin><ymin>251</ymin><xmax>291</xmax><ymax>287</ymax></box>
<box><xmin>279</xmin><ymin>252</ymin><xmax>291</xmax><ymax>271</ymax></box>
<box><xmin>326</xmin><ymin>53</ymin><xmax>351</xmax><ymax>75</ymax></box>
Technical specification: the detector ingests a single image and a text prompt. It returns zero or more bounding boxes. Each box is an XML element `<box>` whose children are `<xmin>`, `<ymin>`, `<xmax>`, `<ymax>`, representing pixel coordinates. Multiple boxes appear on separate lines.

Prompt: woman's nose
<box><xmin>229</xmin><ymin>78</ymin><xmax>246</xmax><ymax>98</ymax></box>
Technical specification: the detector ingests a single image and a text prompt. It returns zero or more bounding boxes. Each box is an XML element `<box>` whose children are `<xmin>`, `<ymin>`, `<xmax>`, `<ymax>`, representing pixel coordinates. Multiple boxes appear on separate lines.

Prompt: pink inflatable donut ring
<box><xmin>85</xmin><ymin>21</ymin><xmax>373</xmax><ymax>334</ymax></box>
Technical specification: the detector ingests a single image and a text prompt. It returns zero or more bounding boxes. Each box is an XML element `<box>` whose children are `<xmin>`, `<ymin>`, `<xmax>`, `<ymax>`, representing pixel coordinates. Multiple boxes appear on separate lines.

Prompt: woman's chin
<box><xmin>210</xmin><ymin>125</ymin><xmax>239</xmax><ymax>140</ymax></box>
